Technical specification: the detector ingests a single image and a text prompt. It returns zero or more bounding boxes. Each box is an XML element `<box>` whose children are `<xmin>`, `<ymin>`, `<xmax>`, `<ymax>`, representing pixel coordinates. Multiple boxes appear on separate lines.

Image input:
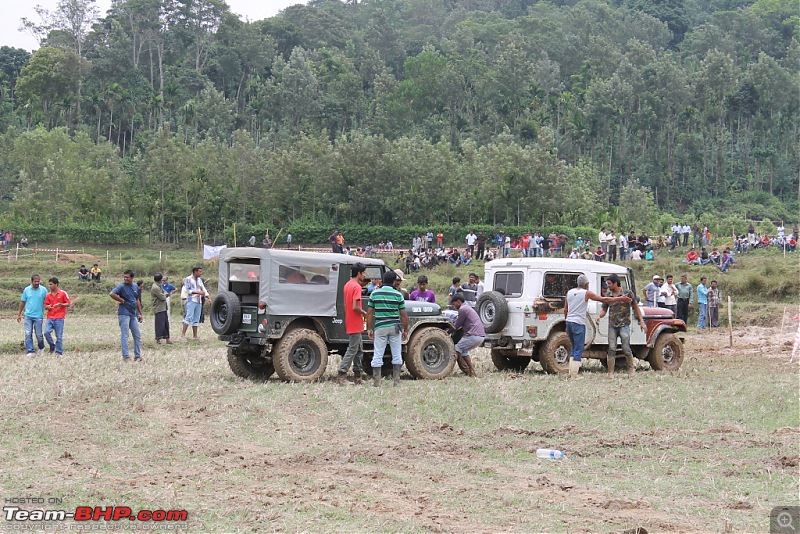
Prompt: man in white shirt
<box><xmin>681</xmin><ymin>224</ymin><xmax>691</xmax><ymax>246</ymax></box>
<box><xmin>598</xmin><ymin>227</ymin><xmax>608</xmax><ymax>256</ymax></box>
<box><xmin>181</xmin><ymin>266</ymin><xmax>209</xmax><ymax>341</ymax></box>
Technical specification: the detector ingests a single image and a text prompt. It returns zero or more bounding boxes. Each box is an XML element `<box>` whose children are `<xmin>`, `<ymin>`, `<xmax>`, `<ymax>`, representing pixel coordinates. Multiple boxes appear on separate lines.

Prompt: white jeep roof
<box><xmin>484</xmin><ymin>257</ymin><xmax>628</xmax><ymax>275</ymax></box>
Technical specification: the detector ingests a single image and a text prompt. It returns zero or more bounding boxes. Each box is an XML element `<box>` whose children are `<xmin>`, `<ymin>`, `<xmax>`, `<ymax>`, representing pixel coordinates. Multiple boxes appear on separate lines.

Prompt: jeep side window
<box><xmin>542</xmin><ymin>273</ymin><xmax>580</xmax><ymax>297</ymax></box>
<box><xmin>599</xmin><ymin>275</ymin><xmax>629</xmax><ymax>296</ymax></box>
<box><xmin>279</xmin><ymin>265</ymin><xmax>330</xmax><ymax>285</ymax></box>
<box><xmin>494</xmin><ymin>272</ymin><xmax>523</xmax><ymax>297</ymax></box>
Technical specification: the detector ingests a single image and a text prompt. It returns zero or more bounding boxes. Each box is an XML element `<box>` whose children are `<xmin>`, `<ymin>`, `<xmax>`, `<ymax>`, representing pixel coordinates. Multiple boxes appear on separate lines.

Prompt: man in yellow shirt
<box><xmin>90</xmin><ymin>263</ymin><xmax>102</xmax><ymax>282</ymax></box>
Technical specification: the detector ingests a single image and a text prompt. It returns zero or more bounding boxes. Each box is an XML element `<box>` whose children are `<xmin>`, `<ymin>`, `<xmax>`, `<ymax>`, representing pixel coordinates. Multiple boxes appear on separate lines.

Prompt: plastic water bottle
<box><xmin>536</xmin><ymin>448</ymin><xmax>565</xmax><ymax>459</ymax></box>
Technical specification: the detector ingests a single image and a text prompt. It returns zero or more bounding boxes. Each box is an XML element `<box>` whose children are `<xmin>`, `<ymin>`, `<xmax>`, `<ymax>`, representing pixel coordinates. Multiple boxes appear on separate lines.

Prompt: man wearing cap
<box><xmin>392</xmin><ymin>269</ymin><xmax>409</xmax><ymax>300</ymax></box>
<box><xmin>643</xmin><ymin>275</ymin><xmax>662</xmax><ymax>307</ymax></box>
<box><xmin>564</xmin><ymin>275</ymin><xmax>631</xmax><ymax>378</ymax></box>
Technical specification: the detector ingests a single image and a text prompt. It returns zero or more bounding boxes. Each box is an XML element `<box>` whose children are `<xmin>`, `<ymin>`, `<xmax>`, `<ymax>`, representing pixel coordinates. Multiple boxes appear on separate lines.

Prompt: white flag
<box><xmin>203</xmin><ymin>244</ymin><xmax>227</xmax><ymax>259</ymax></box>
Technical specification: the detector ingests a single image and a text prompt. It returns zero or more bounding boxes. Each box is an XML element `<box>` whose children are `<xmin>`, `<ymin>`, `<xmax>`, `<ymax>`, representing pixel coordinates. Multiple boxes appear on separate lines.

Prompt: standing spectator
<box><xmin>661</xmin><ymin>275</ymin><xmax>678</xmax><ymax>316</ymax></box>
<box><xmin>618</xmin><ymin>232</ymin><xmax>628</xmax><ymax>261</ymax></box>
<box><xmin>598</xmin><ymin>274</ymin><xmax>645</xmax><ymax>377</ymax></box>
<box><xmin>696</xmin><ymin>276</ymin><xmax>708</xmax><ymax>330</ymax></box>
<box><xmin>286</xmin><ymin>233</ymin><xmax>292</xmax><ymax>249</ymax></box>
<box><xmin>181</xmin><ymin>266</ymin><xmax>209</xmax><ymax>341</ymax></box>
<box><xmin>90</xmin><ymin>263</ymin><xmax>102</xmax><ymax>282</ymax></box>
<box><xmin>643</xmin><ymin>275</ymin><xmax>662</xmax><ymax>307</ymax></box>
<box><xmin>503</xmin><ymin>234</ymin><xmax>511</xmax><ymax>257</ymax></box>
<box><xmin>607</xmin><ymin>231</ymin><xmax>617</xmax><ymax>261</ymax></box>
<box><xmin>495</xmin><ymin>231</ymin><xmax>505</xmax><ymax>253</ymax></box>
<box><xmin>541</xmin><ymin>234</ymin><xmax>551</xmax><ymax>257</ymax></box>
<box><xmin>5</xmin><ymin>230</ymin><xmax>12</xmax><ymax>251</ymax></box>
<box><xmin>708</xmin><ymin>280</ymin><xmax>721</xmax><ymax>328</ymax></box>
<box><xmin>77</xmin><ymin>265</ymin><xmax>91</xmax><ymax>282</ymax></box>
<box><xmin>410</xmin><ymin>275</ymin><xmax>437</xmax><ymax>303</ymax></box>
<box><xmin>329</xmin><ymin>230</ymin><xmax>339</xmax><ymax>253</ymax></box>
<box><xmin>367</xmin><ymin>270</ymin><xmax>408</xmax><ymax>387</ymax></box>
<box><xmin>109</xmin><ymin>270</ymin><xmax>143</xmax><ymax>362</ymax></box>
<box><xmin>564</xmin><ymin>274</ymin><xmax>631</xmax><ymax>378</ymax></box>
<box><xmin>161</xmin><ymin>275</ymin><xmax>178</xmax><ymax>316</ymax></box>
<box><xmin>465</xmin><ymin>230</ymin><xmax>477</xmax><ymax>257</ymax></box>
<box><xmin>336</xmin><ymin>232</ymin><xmax>344</xmax><ymax>253</ymax></box>
<box><xmin>17</xmin><ymin>274</ymin><xmax>48</xmax><ymax>356</ymax></box>
<box><xmin>475</xmin><ymin>231</ymin><xmax>486</xmax><ymax>260</ymax></box>
<box><xmin>460</xmin><ymin>274</ymin><xmax>479</xmax><ymax>304</ymax></box>
<box><xmin>449</xmin><ymin>294</ymin><xmax>484</xmax><ymax>377</ymax></box>
<box><xmin>151</xmin><ymin>273</ymin><xmax>172</xmax><ymax>345</ymax></box>
<box><xmin>520</xmin><ymin>233</ymin><xmax>531</xmax><ymax>257</ymax></box>
<box><xmin>437</xmin><ymin>231</ymin><xmax>444</xmax><ymax>248</ymax></box>
<box><xmin>248</xmin><ymin>235</ymin><xmax>256</xmax><ymax>247</ymax></box>
<box><xmin>426</xmin><ymin>231</ymin><xmax>434</xmax><ymax>249</ymax></box>
<box><xmin>337</xmin><ymin>262</ymin><xmax>367</xmax><ymax>386</ymax></box>
<box><xmin>676</xmin><ymin>274</ymin><xmax>692</xmax><ymax>323</ymax></box>
<box><xmin>671</xmin><ymin>223</ymin><xmax>680</xmax><ymax>250</ymax></box>
<box><xmin>263</xmin><ymin>231</ymin><xmax>272</xmax><ymax>248</ymax></box>
<box><xmin>682</xmin><ymin>223</ymin><xmax>691</xmax><ymax>247</ymax></box>
<box><xmin>44</xmin><ymin>277</ymin><xmax>70</xmax><ymax>356</ymax></box>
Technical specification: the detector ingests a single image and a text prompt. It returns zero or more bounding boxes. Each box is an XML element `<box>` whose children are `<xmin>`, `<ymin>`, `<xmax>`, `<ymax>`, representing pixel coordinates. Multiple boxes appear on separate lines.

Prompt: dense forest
<box><xmin>0</xmin><ymin>0</ymin><xmax>797</xmax><ymax>243</ymax></box>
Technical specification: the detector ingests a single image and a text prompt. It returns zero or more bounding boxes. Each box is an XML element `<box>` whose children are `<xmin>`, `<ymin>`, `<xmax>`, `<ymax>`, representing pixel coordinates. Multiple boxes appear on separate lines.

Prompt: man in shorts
<box><xmin>181</xmin><ymin>266</ymin><xmax>209</xmax><ymax>340</ymax></box>
<box><xmin>449</xmin><ymin>294</ymin><xmax>485</xmax><ymax>377</ymax></box>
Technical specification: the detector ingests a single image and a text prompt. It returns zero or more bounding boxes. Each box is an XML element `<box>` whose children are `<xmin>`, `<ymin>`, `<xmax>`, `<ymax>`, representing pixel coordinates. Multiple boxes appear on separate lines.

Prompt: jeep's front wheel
<box><xmin>227</xmin><ymin>346</ymin><xmax>275</xmax><ymax>380</ymax></box>
<box><xmin>273</xmin><ymin>328</ymin><xmax>329</xmax><ymax>382</ymax></box>
<box><xmin>539</xmin><ymin>331</ymin><xmax>571</xmax><ymax>374</ymax></box>
<box><xmin>405</xmin><ymin>328</ymin><xmax>455</xmax><ymax>380</ymax></box>
<box><xmin>211</xmin><ymin>291</ymin><xmax>241</xmax><ymax>335</ymax></box>
<box><xmin>490</xmin><ymin>349</ymin><xmax>531</xmax><ymax>372</ymax></box>
<box><xmin>648</xmin><ymin>333</ymin><xmax>684</xmax><ymax>371</ymax></box>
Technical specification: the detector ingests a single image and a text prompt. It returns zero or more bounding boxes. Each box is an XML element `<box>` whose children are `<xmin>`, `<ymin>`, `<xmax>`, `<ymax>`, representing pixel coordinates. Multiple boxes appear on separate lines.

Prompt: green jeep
<box><xmin>210</xmin><ymin>248</ymin><xmax>455</xmax><ymax>382</ymax></box>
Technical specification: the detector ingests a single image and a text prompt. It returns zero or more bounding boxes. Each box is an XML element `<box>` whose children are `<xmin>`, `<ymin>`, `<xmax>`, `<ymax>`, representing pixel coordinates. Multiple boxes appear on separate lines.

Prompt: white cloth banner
<box><xmin>203</xmin><ymin>244</ymin><xmax>227</xmax><ymax>260</ymax></box>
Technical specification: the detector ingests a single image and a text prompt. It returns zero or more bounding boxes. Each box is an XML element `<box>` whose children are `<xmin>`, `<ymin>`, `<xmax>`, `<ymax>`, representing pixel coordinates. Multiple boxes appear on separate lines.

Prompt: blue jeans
<box><xmin>44</xmin><ymin>318</ymin><xmax>64</xmax><ymax>354</ymax></box>
<box><xmin>118</xmin><ymin>314</ymin><xmax>142</xmax><ymax>359</ymax></box>
<box><xmin>697</xmin><ymin>303</ymin><xmax>707</xmax><ymax>329</ymax></box>
<box><xmin>607</xmin><ymin>324</ymin><xmax>633</xmax><ymax>358</ymax></box>
<box><xmin>24</xmin><ymin>316</ymin><xmax>44</xmax><ymax>353</ymax></box>
<box><xmin>566</xmin><ymin>322</ymin><xmax>586</xmax><ymax>361</ymax></box>
<box><xmin>184</xmin><ymin>300</ymin><xmax>202</xmax><ymax>325</ymax></box>
<box><xmin>372</xmin><ymin>326</ymin><xmax>402</xmax><ymax>367</ymax></box>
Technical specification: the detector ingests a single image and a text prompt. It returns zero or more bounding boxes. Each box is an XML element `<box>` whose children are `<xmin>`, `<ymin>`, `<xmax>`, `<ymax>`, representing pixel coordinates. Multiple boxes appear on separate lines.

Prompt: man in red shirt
<box><xmin>337</xmin><ymin>263</ymin><xmax>368</xmax><ymax>385</ymax></box>
<box><xmin>44</xmin><ymin>276</ymin><xmax>71</xmax><ymax>355</ymax></box>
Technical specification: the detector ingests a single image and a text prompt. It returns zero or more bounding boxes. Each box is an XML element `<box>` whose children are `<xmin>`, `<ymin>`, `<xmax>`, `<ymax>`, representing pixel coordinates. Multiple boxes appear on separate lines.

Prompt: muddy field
<box><xmin>1</xmin><ymin>319</ymin><xmax>798</xmax><ymax>533</ymax></box>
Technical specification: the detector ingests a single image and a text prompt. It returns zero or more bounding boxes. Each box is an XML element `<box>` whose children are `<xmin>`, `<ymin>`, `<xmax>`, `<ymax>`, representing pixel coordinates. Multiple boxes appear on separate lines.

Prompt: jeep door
<box><xmin>490</xmin><ymin>269</ymin><xmax>527</xmax><ymax>337</ymax></box>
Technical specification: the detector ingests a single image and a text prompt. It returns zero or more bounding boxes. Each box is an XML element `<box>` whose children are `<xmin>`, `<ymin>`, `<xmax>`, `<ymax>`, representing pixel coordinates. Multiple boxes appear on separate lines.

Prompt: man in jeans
<box><xmin>563</xmin><ymin>275</ymin><xmax>630</xmax><ymax>378</ymax></box>
<box><xmin>367</xmin><ymin>270</ymin><xmax>408</xmax><ymax>387</ymax></box>
<box><xmin>696</xmin><ymin>276</ymin><xmax>708</xmax><ymax>330</ymax></box>
<box><xmin>598</xmin><ymin>274</ymin><xmax>644</xmax><ymax>377</ymax></box>
<box><xmin>707</xmin><ymin>279</ymin><xmax>720</xmax><ymax>328</ymax></box>
<box><xmin>337</xmin><ymin>262</ymin><xmax>367</xmax><ymax>385</ymax></box>
<box><xmin>44</xmin><ymin>277</ymin><xmax>70</xmax><ymax>355</ymax></box>
<box><xmin>17</xmin><ymin>274</ymin><xmax>48</xmax><ymax>356</ymax></box>
<box><xmin>109</xmin><ymin>269</ymin><xmax>143</xmax><ymax>362</ymax></box>
<box><xmin>449</xmin><ymin>294</ymin><xmax>485</xmax><ymax>377</ymax></box>
<box><xmin>181</xmin><ymin>266</ymin><xmax>208</xmax><ymax>340</ymax></box>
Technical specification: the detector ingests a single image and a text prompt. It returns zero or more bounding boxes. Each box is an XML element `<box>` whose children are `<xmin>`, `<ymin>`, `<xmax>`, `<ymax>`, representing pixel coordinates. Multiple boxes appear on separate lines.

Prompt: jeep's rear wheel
<box><xmin>227</xmin><ymin>346</ymin><xmax>275</xmax><ymax>380</ymax></box>
<box><xmin>539</xmin><ymin>331</ymin><xmax>571</xmax><ymax>374</ymax></box>
<box><xmin>648</xmin><ymin>333</ymin><xmax>684</xmax><ymax>371</ymax></box>
<box><xmin>491</xmin><ymin>349</ymin><xmax>531</xmax><ymax>372</ymax></box>
<box><xmin>211</xmin><ymin>291</ymin><xmax>241</xmax><ymax>335</ymax></box>
<box><xmin>273</xmin><ymin>328</ymin><xmax>329</xmax><ymax>382</ymax></box>
<box><xmin>476</xmin><ymin>291</ymin><xmax>509</xmax><ymax>334</ymax></box>
<box><xmin>406</xmin><ymin>328</ymin><xmax>455</xmax><ymax>380</ymax></box>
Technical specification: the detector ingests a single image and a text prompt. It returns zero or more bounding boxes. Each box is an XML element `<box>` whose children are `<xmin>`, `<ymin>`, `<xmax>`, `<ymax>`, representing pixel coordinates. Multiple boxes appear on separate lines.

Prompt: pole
<box><xmin>727</xmin><ymin>296</ymin><xmax>733</xmax><ymax>348</ymax></box>
<box><xmin>233</xmin><ymin>223</ymin><xmax>237</xmax><ymax>247</ymax></box>
<box><xmin>106</xmin><ymin>250</ymin><xmax>109</xmax><ymax>265</ymax></box>
<box><xmin>198</xmin><ymin>227</ymin><xmax>203</xmax><ymax>252</ymax></box>
<box><xmin>271</xmin><ymin>228</ymin><xmax>284</xmax><ymax>249</ymax></box>
<box><xmin>159</xmin><ymin>250</ymin><xmax>162</xmax><ymax>261</ymax></box>
<box><xmin>781</xmin><ymin>305</ymin><xmax>788</xmax><ymax>333</ymax></box>
<box><xmin>56</xmin><ymin>248</ymin><xmax>59</xmax><ymax>262</ymax></box>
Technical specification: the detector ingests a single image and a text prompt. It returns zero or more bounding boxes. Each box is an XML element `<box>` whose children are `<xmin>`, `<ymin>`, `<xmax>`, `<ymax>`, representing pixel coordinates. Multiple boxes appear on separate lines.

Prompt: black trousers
<box><xmin>476</xmin><ymin>244</ymin><xmax>485</xmax><ymax>260</ymax></box>
<box><xmin>155</xmin><ymin>310</ymin><xmax>170</xmax><ymax>340</ymax></box>
<box><xmin>677</xmin><ymin>298</ymin><xmax>689</xmax><ymax>323</ymax></box>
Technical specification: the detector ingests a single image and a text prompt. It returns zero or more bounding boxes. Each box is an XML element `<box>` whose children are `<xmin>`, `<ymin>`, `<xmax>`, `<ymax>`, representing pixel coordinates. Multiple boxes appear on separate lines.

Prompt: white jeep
<box><xmin>475</xmin><ymin>258</ymin><xmax>686</xmax><ymax>373</ymax></box>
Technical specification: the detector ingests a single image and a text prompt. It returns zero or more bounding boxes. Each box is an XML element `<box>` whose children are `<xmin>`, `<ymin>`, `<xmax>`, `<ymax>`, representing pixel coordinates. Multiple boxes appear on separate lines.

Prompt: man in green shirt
<box><xmin>675</xmin><ymin>274</ymin><xmax>693</xmax><ymax>323</ymax></box>
<box><xmin>367</xmin><ymin>270</ymin><xmax>408</xmax><ymax>387</ymax></box>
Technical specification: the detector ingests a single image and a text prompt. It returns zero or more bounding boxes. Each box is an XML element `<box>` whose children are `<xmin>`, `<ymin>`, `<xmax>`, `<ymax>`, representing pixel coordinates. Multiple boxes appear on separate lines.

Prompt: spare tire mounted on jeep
<box><xmin>211</xmin><ymin>291</ymin><xmax>242</xmax><ymax>335</ymax></box>
<box><xmin>476</xmin><ymin>291</ymin><xmax>509</xmax><ymax>334</ymax></box>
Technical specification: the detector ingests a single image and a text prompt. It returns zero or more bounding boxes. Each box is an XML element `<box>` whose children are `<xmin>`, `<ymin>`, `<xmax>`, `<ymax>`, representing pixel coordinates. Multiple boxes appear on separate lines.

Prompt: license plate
<box><xmin>242</xmin><ymin>313</ymin><xmax>252</xmax><ymax>325</ymax></box>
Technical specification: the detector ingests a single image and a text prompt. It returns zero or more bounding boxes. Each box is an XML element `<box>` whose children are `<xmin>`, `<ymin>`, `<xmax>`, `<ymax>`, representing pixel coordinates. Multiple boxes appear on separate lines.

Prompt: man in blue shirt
<box><xmin>696</xmin><ymin>276</ymin><xmax>708</xmax><ymax>330</ymax></box>
<box><xmin>17</xmin><ymin>274</ymin><xmax>48</xmax><ymax>356</ymax></box>
<box><xmin>110</xmin><ymin>269</ymin><xmax>144</xmax><ymax>362</ymax></box>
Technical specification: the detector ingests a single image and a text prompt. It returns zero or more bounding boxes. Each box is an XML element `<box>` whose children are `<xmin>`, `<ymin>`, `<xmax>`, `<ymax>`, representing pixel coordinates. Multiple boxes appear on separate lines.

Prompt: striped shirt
<box><xmin>368</xmin><ymin>286</ymin><xmax>405</xmax><ymax>331</ymax></box>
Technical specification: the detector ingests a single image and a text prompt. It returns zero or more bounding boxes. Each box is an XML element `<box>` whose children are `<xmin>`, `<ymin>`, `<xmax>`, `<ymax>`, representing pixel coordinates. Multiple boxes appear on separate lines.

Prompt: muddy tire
<box><xmin>476</xmin><ymin>291</ymin><xmax>509</xmax><ymax>334</ymax></box>
<box><xmin>648</xmin><ymin>333</ymin><xmax>684</xmax><ymax>371</ymax></box>
<box><xmin>273</xmin><ymin>328</ymin><xmax>329</xmax><ymax>382</ymax></box>
<box><xmin>210</xmin><ymin>291</ymin><xmax>241</xmax><ymax>335</ymax></box>
<box><xmin>539</xmin><ymin>331</ymin><xmax>571</xmax><ymax>374</ymax></box>
<box><xmin>405</xmin><ymin>328</ymin><xmax>455</xmax><ymax>380</ymax></box>
<box><xmin>491</xmin><ymin>349</ymin><xmax>531</xmax><ymax>372</ymax></box>
<box><xmin>227</xmin><ymin>346</ymin><xmax>275</xmax><ymax>380</ymax></box>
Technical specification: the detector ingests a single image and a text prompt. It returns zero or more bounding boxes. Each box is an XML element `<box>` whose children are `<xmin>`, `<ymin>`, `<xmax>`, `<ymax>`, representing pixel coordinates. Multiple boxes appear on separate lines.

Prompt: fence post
<box><xmin>56</xmin><ymin>248</ymin><xmax>59</xmax><ymax>262</ymax></box>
